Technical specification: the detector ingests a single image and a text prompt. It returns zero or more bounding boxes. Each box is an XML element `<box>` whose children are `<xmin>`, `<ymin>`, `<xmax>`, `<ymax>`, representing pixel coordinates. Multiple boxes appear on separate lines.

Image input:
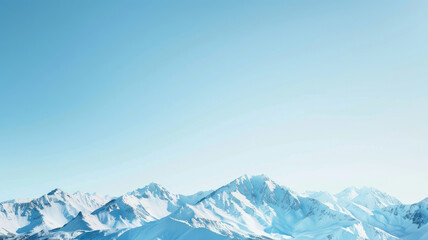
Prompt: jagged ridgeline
<box><xmin>0</xmin><ymin>175</ymin><xmax>427</xmax><ymax>240</ymax></box>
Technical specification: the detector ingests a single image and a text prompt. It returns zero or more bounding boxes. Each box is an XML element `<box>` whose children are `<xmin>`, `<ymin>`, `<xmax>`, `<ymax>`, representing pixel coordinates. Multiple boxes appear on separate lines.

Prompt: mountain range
<box><xmin>0</xmin><ymin>175</ymin><xmax>426</xmax><ymax>240</ymax></box>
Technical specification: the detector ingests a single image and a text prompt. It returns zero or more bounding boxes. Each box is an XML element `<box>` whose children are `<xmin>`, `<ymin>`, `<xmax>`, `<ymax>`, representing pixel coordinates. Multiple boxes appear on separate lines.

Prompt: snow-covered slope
<box><xmin>56</xmin><ymin>182</ymin><xmax>212</xmax><ymax>233</ymax></box>
<box><xmin>305</xmin><ymin>187</ymin><xmax>428</xmax><ymax>240</ymax></box>
<box><xmin>178</xmin><ymin>190</ymin><xmax>213</xmax><ymax>205</ymax></box>
<box><xmin>307</xmin><ymin>187</ymin><xmax>403</xmax><ymax>222</ymax></box>
<box><xmin>87</xmin><ymin>183</ymin><xmax>182</xmax><ymax>230</ymax></box>
<box><xmin>368</xmin><ymin>199</ymin><xmax>428</xmax><ymax>239</ymax></box>
<box><xmin>175</xmin><ymin>174</ymin><xmax>356</xmax><ymax>238</ymax></box>
<box><xmin>116</xmin><ymin>175</ymin><xmax>396</xmax><ymax>240</ymax></box>
<box><xmin>58</xmin><ymin>212</ymin><xmax>108</xmax><ymax>233</ymax></box>
<box><xmin>2</xmin><ymin>175</ymin><xmax>426</xmax><ymax>240</ymax></box>
<box><xmin>117</xmin><ymin>217</ymin><xmax>238</xmax><ymax>240</ymax></box>
<box><xmin>0</xmin><ymin>189</ymin><xmax>110</xmax><ymax>235</ymax></box>
<box><xmin>336</xmin><ymin>186</ymin><xmax>402</xmax><ymax>210</ymax></box>
<box><xmin>303</xmin><ymin>191</ymin><xmax>350</xmax><ymax>214</ymax></box>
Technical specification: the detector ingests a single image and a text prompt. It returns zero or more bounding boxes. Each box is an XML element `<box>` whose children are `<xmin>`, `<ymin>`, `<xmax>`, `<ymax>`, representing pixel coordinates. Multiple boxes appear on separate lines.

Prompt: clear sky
<box><xmin>0</xmin><ymin>0</ymin><xmax>427</xmax><ymax>204</ymax></box>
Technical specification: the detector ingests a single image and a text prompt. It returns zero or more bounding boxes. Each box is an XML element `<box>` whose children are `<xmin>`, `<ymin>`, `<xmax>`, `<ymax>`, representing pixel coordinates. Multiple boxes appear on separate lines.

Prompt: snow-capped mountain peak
<box><xmin>165</xmin><ymin>175</ymin><xmax>359</xmax><ymax>239</ymax></box>
<box><xmin>336</xmin><ymin>186</ymin><xmax>401</xmax><ymax>210</ymax></box>
<box><xmin>208</xmin><ymin>174</ymin><xmax>299</xmax><ymax>208</ymax></box>
<box><xmin>212</xmin><ymin>174</ymin><xmax>281</xmax><ymax>200</ymax></box>
<box><xmin>130</xmin><ymin>182</ymin><xmax>177</xmax><ymax>201</ymax></box>
<box><xmin>47</xmin><ymin>188</ymin><xmax>64</xmax><ymax>196</ymax></box>
<box><xmin>336</xmin><ymin>186</ymin><xmax>360</xmax><ymax>200</ymax></box>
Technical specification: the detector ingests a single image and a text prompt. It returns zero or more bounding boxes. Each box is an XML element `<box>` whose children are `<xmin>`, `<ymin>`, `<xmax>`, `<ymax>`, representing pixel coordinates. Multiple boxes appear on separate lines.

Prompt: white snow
<box><xmin>1</xmin><ymin>175</ymin><xmax>426</xmax><ymax>240</ymax></box>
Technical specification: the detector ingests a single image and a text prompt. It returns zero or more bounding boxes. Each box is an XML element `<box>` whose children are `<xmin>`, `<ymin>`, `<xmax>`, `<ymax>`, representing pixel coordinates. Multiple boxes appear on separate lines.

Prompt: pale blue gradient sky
<box><xmin>0</xmin><ymin>0</ymin><xmax>427</xmax><ymax>203</ymax></box>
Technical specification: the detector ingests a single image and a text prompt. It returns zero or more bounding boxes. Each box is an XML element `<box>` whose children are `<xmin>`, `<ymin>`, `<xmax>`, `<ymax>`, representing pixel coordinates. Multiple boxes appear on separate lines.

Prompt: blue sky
<box><xmin>0</xmin><ymin>0</ymin><xmax>427</xmax><ymax>203</ymax></box>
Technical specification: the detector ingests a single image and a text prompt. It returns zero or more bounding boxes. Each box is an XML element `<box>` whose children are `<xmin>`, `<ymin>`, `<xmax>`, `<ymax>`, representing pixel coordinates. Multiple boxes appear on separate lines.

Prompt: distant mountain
<box><xmin>306</xmin><ymin>186</ymin><xmax>426</xmax><ymax>240</ymax></box>
<box><xmin>303</xmin><ymin>190</ymin><xmax>349</xmax><ymax>214</ymax></box>
<box><xmin>336</xmin><ymin>186</ymin><xmax>402</xmax><ymax>210</ymax></box>
<box><xmin>0</xmin><ymin>189</ymin><xmax>110</xmax><ymax>236</ymax></box>
<box><xmin>306</xmin><ymin>186</ymin><xmax>402</xmax><ymax>220</ymax></box>
<box><xmin>1</xmin><ymin>175</ymin><xmax>426</xmax><ymax>240</ymax></box>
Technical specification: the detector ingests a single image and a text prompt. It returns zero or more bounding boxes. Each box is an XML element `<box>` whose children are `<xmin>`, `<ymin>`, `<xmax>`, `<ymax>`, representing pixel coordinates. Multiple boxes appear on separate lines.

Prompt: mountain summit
<box><xmin>1</xmin><ymin>175</ymin><xmax>426</xmax><ymax>240</ymax></box>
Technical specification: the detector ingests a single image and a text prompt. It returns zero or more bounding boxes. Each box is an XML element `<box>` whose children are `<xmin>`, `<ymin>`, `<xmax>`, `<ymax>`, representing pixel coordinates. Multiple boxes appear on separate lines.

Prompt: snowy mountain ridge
<box><xmin>1</xmin><ymin>175</ymin><xmax>426</xmax><ymax>240</ymax></box>
<box><xmin>0</xmin><ymin>189</ymin><xmax>110</xmax><ymax>237</ymax></box>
